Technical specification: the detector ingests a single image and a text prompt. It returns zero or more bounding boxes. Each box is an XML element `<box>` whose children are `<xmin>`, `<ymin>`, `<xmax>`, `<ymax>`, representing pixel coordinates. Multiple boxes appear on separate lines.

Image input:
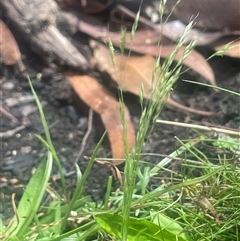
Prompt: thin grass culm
<box><xmin>106</xmin><ymin>2</ymin><xmax>199</xmax><ymax>240</ymax></box>
<box><xmin>117</xmin><ymin>4</ymin><xmax>142</xmax><ymax>240</ymax></box>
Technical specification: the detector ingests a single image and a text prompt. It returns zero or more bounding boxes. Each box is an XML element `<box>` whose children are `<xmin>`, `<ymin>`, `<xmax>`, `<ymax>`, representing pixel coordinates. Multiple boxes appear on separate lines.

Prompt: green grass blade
<box><xmin>183</xmin><ymin>80</ymin><xmax>240</xmax><ymax>96</ymax></box>
<box><xmin>131</xmin><ymin>166</ymin><xmax>225</xmax><ymax>207</ymax></box>
<box><xmin>38</xmin><ymin>197</ymin><xmax>89</xmax><ymax>225</ymax></box>
<box><xmin>5</xmin><ymin>151</ymin><xmax>53</xmax><ymax>239</ymax></box>
<box><xmin>49</xmin><ymin>221</ymin><xmax>99</xmax><ymax>241</ymax></box>
<box><xmin>28</xmin><ymin>77</ymin><xmax>66</xmax><ymax>194</ymax></box>
<box><xmin>60</xmin><ymin>131</ymin><xmax>107</xmax><ymax>231</ymax></box>
<box><xmin>147</xmin><ymin>138</ymin><xmax>202</xmax><ymax>177</ymax></box>
<box><xmin>104</xmin><ymin>176</ymin><xmax>113</xmax><ymax>210</ymax></box>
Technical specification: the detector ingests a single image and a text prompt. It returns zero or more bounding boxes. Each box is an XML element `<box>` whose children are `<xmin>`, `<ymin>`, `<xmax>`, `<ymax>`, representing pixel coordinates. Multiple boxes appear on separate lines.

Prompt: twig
<box><xmin>74</xmin><ymin>108</ymin><xmax>93</xmax><ymax>164</ymax></box>
<box><xmin>0</xmin><ymin>125</ymin><xmax>25</xmax><ymax>139</ymax></box>
<box><xmin>0</xmin><ymin>105</ymin><xmax>18</xmax><ymax>122</ymax></box>
<box><xmin>157</xmin><ymin>119</ymin><xmax>240</xmax><ymax>136</ymax></box>
<box><xmin>95</xmin><ymin>153</ymin><xmax>225</xmax><ymax>166</ymax></box>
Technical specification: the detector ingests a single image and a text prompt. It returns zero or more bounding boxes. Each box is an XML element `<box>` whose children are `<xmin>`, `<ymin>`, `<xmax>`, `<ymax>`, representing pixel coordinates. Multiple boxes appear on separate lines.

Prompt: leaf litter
<box><xmin>66</xmin><ymin>74</ymin><xmax>135</xmax><ymax>163</ymax></box>
<box><xmin>1</xmin><ymin>0</ymin><xmax>240</xmax><ymax>163</ymax></box>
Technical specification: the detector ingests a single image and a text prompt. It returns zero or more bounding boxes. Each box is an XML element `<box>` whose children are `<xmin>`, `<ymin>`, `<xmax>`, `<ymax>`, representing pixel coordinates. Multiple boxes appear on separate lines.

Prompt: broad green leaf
<box><xmin>5</xmin><ymin>151</ymin><xmax>53</xmax><ymax>238</ymax></box>
<box><xmin>94</xmin><ymin>213</ymin><xmax>190</xmax><ymax>241</ymax></box>
<box><xmin>151</xmin><ymin>212</ymin><xmax>192</xmax><ymax>241</ymax></box>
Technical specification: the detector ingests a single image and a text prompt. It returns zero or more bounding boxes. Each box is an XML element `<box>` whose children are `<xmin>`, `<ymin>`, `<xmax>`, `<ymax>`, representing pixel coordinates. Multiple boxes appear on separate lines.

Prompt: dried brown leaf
<box><xmin>214</xmin><ymin>40</ymin><xmax>240</xmax><ymax>58</ymax></box>
<box><xmin>165</xmin><ymin>0</ymin><xmax>240</xmax><ymax>31</ymax></box>
<box><xmin>95</xmin><ymin>160</ymin><xmax>123</xmax><ymax>188</ymax></box>
<box><xmin>77</xmin><ymin>12</ymin><xmax>171</xmax><ymax>45</ymax></box>
<box><xmin>163</xmin><ymin>20</ymin><xmax>240</xmax><ymax>46</ymax></box>
<box><xmin>195</xmin><ymin>195</ymin><xmax>220</xmax><ymax>225</ymax></box>
<box><xmin>92</xmin><ymin>42</ymin><xmax>213</xmax><ymax>115</ymax></box>
<box><xmin>91</xmin><ymin>43</ymin><xmax>155</xmax><ymax>97</ymax></box>
<box><xmin>107</xmin><ymin>29</ymin><xmax>167</xmax><ymax>46</ymax></box>
<box><xmin>66</xmin><ymin>74</ymin><xmax>135</xmax><ymax>164</ymax></box>
<box><xmin>100</xmin><ymin>35</ymin><xmax>215</xmax><ymax>86</ymax></box>
<box><xmin>0</xmin><ymin>20</ymin><xmax>25</xmax><ymax>71</ymax></box>
<box><xmin>76</xmin><ymin>10</ymin><xmax>215</xmax><ymax>84</ymax></box>
<box><xmin>131</xmin><ymin>44</ymin><xmax>216</xmax><ymax>87</ymax></box>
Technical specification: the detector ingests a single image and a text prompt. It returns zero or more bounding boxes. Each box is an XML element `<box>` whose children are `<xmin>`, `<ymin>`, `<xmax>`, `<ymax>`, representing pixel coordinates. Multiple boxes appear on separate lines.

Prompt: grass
<box><xmin>1</xmin><ymin>1</ymin><xmax>240</xmax><ymax>240</ymax></box>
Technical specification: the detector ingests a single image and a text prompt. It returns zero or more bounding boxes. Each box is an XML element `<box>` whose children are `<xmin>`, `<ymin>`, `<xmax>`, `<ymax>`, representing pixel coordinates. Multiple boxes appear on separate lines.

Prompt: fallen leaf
<box><xmin>194</xmin><ymin>195</ymin><xmax>220</xmax><ymax>225</ymax></box>
<box><xmin>166</xmin><ymin>98</ymin><xmax>213</xmax><ymax>116</ymax></box>
<box><xmin>214</xmin><ymin>40</ymin><xmax>240</xmax><ymax>58</ymax></box>
<box><xmin>133</xmin><ymin>44</ymin><xmax>215</xmax><ymax>87</ymax></box>
<box><xmin>66</xmin><ymin>74</ymin><xmax>135</xmax><ymax>163</ymax></box>
<box><xmin>91</xmin><ymin>42</ymin><xmax>156</xmax><ymax>97</ymax></box>
<box><xmin>76</xmin><ymin>14</ymin><xmax>215</xmax><ymax>84</ymax></box>
<box><xmin>103</xmin><ymin>7</ymin><xmax>215</xmax><ymax>85</ymax></box>
<box><xmin>0</xmin><ymin>20</ymin><xmax>25</xmax><ymax>71</ymax></box>
<box><xmin>101</xmin><ymin>33</ymin><xmax>216</xmax><ymax>86</ymax></box>
<box><xmin>78</xmin><ymin>12</ymin><xmax>215</xmax><ymax>88</ymax></box>
<box><xmin>92</xmin><ymin>42</ymin><xmax>213</xmax><ymax>115</ymax></box>
<box><xmin>165</xmin><ymin>0</ymin><xmax>240</xmax><ymax>31</ymax></box>
<box><xmin>95</xmin><ymin>160</ymin><xmax>123</xmax><ymax>188</ymax></box>
<box><xmin>110</xmin><ymin>5</ymin><xmax>240</xmax><ymax>46</ymax></box>
<box><xmin>162</xmin><ymin>20</ymin><xmax>240</xmax><ymax>46</ymax></box>
<box><xmin>107</xmin><ymin>29</ymin><xmax>167</xmax><ymax>47</ymax></box>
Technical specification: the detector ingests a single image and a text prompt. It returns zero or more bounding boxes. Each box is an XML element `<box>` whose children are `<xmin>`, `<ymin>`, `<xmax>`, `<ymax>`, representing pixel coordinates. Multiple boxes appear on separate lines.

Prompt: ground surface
<box><xmin>1</xmin><ymin>39</ymin><xmax>240</xmax><ymax>223</ymax></box>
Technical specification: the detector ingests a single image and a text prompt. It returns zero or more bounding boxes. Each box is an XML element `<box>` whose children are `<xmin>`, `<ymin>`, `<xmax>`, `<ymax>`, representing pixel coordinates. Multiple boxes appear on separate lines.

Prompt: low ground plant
<box><xmin>1</xmin><ymin>1</ymin><xmax>239</xmax><ymax>240</ymax></box>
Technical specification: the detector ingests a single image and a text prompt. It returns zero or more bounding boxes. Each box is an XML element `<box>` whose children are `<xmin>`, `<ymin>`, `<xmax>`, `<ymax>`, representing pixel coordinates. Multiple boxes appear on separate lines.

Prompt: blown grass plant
<box><xmin>1</xmin><ymin>1</ymin><xmax>240</xmax><ymax>240</ymax></box>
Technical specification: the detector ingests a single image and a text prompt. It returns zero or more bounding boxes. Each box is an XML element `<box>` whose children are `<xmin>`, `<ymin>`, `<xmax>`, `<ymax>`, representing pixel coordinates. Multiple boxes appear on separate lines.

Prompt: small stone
<box><xmin>2</xmin><ymin>82</ymin><xmax>15</xmax><ymax>90</ymax></box>
<box><xmin>19</xmin><ymin>95</ymin><xmax>35</xmax><ymax>104</ymax></box>
<box><xmin>66</xmin><ymin>105</ymin><xmax>79</xmax><ymax>125</ymax></box>
<box><xmin>70</xmin><ymin>211</ymin><xmax>77</xmax><ymax>217</ymax></box>
<box><xmin>68</xmin><ymin>132</ymin><xmax>74</xmax><ymax>139</ymax></box>
<box><xmin>77</xmin><ymin>117</ymin><xmax>88</xmax><ymax>130</ymax></box>
<box><xmin>5</xmin><ymin>98</ymin><xmax>18</xmax><ymax>107</ymax></box>
<box><xmin>20</xmin><ymin>104</ymin><xmax>38</xmax><ymax>116</ymax></box>
<box><xmin>21</xmin><ymin>146</ymin><xmax>32</xmax><ymax>154</ymax></box>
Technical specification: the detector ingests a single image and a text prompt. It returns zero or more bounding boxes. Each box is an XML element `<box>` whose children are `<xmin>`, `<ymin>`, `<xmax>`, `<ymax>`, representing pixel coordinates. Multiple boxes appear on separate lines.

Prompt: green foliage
<box><xmin>28</xmin><ymin>77</ymin><xmax>66</xmax><ymax>195</ymax></box>
<box><xmin>2</xmin><ymin>2</ymin><xmax>240</xmax><ymax>241</ymax></box>
<box><xmin>60</xmin><ymin>131</ymin><xmax>107</xmax><ymax>231</ymax></box>
<box><xmin>150</xmin><ymin>211</ymin><xmax>192</xmax><ymax>241</ymax></box>
<box><xmin>1</xmin><ymin>80</ymin><xmax>107</xmax><ymax>241</ymax></box>
<box><xmin>183</xmin><ymin>79</ymin><xmax>240</xmax><ymax>97</ymax></box>
<box><xmin>213</xmin><ymin>135</ymin><xmax>240</xmax><ymax>152</ymax></box>
<box><xmin>3</xmin><ymin>152</ymin><xmax>53</xmax><ymax>240</ymax></box>
<box><xmin>95</xmin><ymin>213</ymin><xmax>189</xmax><ymax>241</ymax></box>
<box><xmin>116</xmin><ymin>5</ymin><xmax>198</xmax><ymax>240</ymax></box>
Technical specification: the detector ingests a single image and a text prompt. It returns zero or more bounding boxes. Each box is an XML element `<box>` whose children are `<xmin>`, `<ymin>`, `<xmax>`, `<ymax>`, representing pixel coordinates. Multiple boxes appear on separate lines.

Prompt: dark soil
<box><xmin>1</xmin><ymin>26</ymin><xmax>240</xmax><ymax>225</ymax></box>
